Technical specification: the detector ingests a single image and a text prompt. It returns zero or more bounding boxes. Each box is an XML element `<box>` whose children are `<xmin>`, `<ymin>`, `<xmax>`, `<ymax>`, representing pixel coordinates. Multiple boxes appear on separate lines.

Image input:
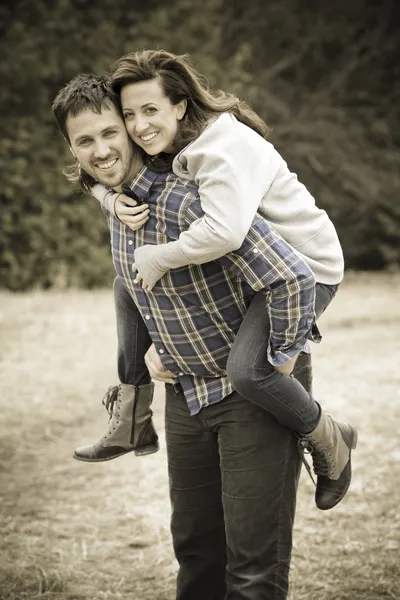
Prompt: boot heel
<box><xmin>350</xmin><ymin>427</ymin><xmax>358</xmax><ymax>449</ymax></box>
<box><xmin>339</xmin><ymin>422</ymin><xmax>358</xmax><ymax>450</ymax></box>
<box><xmin>134</xmin><ymin>440</ymin><xmax>160</xmax><ymax>456</ymax></box>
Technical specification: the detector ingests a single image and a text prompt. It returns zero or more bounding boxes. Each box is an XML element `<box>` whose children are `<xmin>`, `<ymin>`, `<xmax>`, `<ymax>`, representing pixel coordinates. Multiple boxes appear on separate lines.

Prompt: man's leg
<box><xmin>74</xmin><ymin>277</ymin><xmax>158</xmax><ymax>461</ymax></box>
<box><xmin>165</xmin><ymin>385</ymin><xmax>227</xmax><ymax>600</ymax></box>
<box><xmin>207</xmin><ymin>392</ymin><xmax>301</xmax><ymax>600</ymax></box>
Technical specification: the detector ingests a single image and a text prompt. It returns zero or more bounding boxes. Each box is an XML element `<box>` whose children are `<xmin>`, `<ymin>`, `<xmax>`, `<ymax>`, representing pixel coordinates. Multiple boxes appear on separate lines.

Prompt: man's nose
<box><xmin>94</xmin><ymin>140</ymin><xmax>110</xmax><ymax>158</ymax></box>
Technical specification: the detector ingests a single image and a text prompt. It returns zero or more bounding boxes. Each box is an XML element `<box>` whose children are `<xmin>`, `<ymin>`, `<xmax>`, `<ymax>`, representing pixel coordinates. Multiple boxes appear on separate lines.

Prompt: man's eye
<box><xmin>104</xmin><ymin>130</ymin><xmax>117</xmax><ymax>137</ymax></box>
<box><xmin>79</xmin><ymin>139</ymin><xmax>91</xmax><ymax>146</ymax></box>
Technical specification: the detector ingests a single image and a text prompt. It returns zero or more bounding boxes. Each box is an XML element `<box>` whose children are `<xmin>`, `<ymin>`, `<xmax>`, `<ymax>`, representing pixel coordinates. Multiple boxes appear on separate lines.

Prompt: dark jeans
<box><xmin>113</xmin><ymin>275</ymin><xmax>313</xmax><ymax>598</ymax></box>
<box><xmin>226</xmin><ymin>283</ymin><xmax>338</xmax><ymax>434</ymax></box>
<box><xmin>113</xmin><ymin>276</ymin><xmax>152</xmax><ymax>386</ymax></box>
<box><xmin>165</xmin><ymin>385</ymin><xmax>302</xmax><ymax>600</ymax></box>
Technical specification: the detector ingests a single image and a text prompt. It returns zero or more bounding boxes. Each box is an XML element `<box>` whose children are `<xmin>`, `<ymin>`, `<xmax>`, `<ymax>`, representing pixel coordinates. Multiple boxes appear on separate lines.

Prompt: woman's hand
<box><xmin>132</xmin><ymin>245</ymin><xmax>169</xmax><ymax>291</ymax></box>
<box><xmin>115</xmin><ymin>193</ymin><xmax>150</xmax><ymax>231</ymax></box>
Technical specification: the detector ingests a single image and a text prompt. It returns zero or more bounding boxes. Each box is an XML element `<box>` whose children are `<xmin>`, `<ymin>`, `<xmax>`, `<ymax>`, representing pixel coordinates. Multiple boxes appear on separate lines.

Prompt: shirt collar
<box><xmin>123</xmin><ymin>166</ymin><xmax>160</xmax><ymax>203</ymax></box>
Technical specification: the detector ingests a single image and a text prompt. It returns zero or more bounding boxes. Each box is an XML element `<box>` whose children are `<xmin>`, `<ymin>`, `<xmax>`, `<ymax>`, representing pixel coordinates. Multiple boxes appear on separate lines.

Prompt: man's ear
<box><xmin>176</xmin><ymin>99</ymin><xmax>187</xmax><ymax>121</ymax></box>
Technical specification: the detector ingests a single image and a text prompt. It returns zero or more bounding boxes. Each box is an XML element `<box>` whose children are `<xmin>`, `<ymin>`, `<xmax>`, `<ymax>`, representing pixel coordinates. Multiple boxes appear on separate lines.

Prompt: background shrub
<box><xmin>1</xmin><ymin>0</ymin><xmax>399</xmax><ymax>290</ymax></box>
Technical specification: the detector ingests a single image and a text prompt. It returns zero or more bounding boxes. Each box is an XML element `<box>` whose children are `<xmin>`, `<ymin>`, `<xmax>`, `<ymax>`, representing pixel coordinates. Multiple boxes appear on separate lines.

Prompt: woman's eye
<box><xmin>123</xmin><ymin>113</ymin><xmax>134</xmax><ymax>120</ymax></box>
<box><xmin>145</xmin><ymin>107</ymin><xmax>157</xmax><ymax>115</ymax></box>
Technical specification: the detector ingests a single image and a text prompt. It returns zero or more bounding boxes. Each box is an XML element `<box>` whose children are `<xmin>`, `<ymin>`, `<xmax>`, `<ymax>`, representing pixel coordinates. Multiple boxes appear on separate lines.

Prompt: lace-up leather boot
<box><xmin>301</xmin><ymin>410</ymin><xmax>358</xmax><ymax>510</ymax></box>
<box><xmin>73</xmin><ymin>383</ymin><xmax>159</xmax><ymax>462</ymax></box>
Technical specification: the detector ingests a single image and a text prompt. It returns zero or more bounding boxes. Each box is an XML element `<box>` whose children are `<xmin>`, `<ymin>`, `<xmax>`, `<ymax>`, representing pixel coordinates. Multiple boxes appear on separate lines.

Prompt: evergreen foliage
<box><xmin>1</xmin><ymin>0</ymin><xmax>399</xmax><ymax>289</ymax></box>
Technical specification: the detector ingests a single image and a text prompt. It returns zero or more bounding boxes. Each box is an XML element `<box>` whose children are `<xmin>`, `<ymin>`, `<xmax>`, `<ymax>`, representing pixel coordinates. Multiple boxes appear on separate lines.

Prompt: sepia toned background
<box><xmin>1</xmin><ymin>0</ymin><xmax>399</xmax><ymax>598</ymax></box>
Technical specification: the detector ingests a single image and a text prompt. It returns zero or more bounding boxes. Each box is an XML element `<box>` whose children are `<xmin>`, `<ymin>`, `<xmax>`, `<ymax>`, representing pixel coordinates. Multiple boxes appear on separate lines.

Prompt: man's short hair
<box><xmin>52</xmin><ymin>73</ymin><xmax>123</xmax><ymax>193</ymax></box>
<box><xmin>52</xmin><ymin>73</ymin><xmax>121</xmax><ymax>144</ymax></box>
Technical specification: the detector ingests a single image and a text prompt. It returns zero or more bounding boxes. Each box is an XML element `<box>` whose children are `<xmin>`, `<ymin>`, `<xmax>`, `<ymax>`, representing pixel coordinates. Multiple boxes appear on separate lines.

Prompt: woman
<box><xmin>92</xmin><ymin>49</ymin><xmax>357</xmax><ymax>511</ymax></box>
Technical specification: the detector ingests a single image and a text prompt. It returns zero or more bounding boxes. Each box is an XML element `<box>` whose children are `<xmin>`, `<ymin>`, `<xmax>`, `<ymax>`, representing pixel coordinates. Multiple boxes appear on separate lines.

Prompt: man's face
<box><xmin>66</xmin><ymin>103</ymin><xmax>134</xmax><ymax>187</ymax></box>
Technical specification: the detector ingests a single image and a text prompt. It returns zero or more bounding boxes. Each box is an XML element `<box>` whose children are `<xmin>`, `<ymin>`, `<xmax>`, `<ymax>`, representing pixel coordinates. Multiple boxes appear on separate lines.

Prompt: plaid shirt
<box><xmin>105</xmin><ymin>167</ymin><xmax>316</xmax><ymax>415</ymax></box>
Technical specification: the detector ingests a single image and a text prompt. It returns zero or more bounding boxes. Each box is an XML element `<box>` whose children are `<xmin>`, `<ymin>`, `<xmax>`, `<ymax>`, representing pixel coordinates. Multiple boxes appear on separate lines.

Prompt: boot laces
<box><xmin>297</xmin><ymin>439</ymin><xmax>316</xmax><ymax>486</ymax></box>
<box><xmin>101</xmin><ymin>385</ymin><xmax>121</xmax><ymax>437</ymax></box>
<box><xmin>299</xmin><ymin>438</ymin><xmax>334</xmax><ymax>478</ymax></box>
<box><xmin>310</xmin><ymin>444</ymin><xmax>331</xmax><ymax>476</ymax></box>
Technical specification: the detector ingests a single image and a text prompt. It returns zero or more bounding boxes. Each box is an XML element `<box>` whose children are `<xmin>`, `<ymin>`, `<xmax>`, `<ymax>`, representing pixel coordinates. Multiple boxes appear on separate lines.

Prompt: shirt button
<box><xmin>178</xmin><ymin>372</ymin><xmax>184</xmax><ymax>376</ymax></box>
<box><xmin>253</xmin><ymin>248</ymin><xmax>259</xmax><ymax>254</ymax></box>
<box><xmin>128</xmin><ymin>240</ymin><xmax>133</xmax><ymax>245</ymax></box>
<box><xmin>144</xmin><ymin>315</ymin><xmax>150</xmax><ymax>320</ymax></box>
<box><xmin>158</xmin><ymin>349</ymin><xmax>164</xmax><ymax>354</ymax></box>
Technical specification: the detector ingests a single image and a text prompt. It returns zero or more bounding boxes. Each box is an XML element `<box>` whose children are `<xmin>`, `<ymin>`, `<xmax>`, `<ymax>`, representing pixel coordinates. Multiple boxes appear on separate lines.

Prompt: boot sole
<box><xmin>73</xmin><ymin>440</ymin><xmax>160</xmax><ymax>463</ymax></box>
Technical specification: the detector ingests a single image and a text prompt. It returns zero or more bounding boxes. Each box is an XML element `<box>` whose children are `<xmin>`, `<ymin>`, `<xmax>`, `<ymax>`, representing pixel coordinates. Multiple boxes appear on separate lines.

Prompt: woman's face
<box><xmin>121</xmin><ymin>77</ymin><xmax>186</xmax><ymax>155</ymax></box>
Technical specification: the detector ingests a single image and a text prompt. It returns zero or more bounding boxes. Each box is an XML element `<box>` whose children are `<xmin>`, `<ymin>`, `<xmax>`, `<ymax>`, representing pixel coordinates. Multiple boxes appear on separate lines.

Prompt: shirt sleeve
<box><xmin>91</xmin><ymin>183</ymin><xmax>119</xmax><ymax>216</ymax></box>
<box><xmin>264</xmin><ymin>269</ymin><xmax>316</xmax><ymax>367</ymax></box>
<box><xmin>213</xmin><ymin>224</ymin><xmax>317</xmax><ymax>366</ymax></box>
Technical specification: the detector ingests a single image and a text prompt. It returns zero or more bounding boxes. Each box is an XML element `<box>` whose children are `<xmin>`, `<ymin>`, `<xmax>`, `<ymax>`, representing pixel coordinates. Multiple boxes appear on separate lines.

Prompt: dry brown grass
<box><xmin>1</xmin><ymin>273</ymin><xmax>400</xmax><ymax>600</ymax></box>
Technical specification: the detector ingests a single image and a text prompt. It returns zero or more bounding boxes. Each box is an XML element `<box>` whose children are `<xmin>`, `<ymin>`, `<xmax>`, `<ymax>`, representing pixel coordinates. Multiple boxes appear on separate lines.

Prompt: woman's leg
<box><xmin>226</xmin><ymin>284</ymin><xmax>357</xmax><ymax>510</ymax></box>
<box><xmin>226</xmin><ymin>290</ymin><xmax>320</xmax><ymax>434</ymax></box>
<box><xmin>226</xmin><ymin>283</ymin><xmax>337</xmax><ymax>434</ymax></box>
<box><xmin>73</xmin><ymin>276</ymin><xmax>158</xmax><ymax>461</ymax></box>
<box><xmin>114</xmin><ymin>275</ymin><xmax>152</xmax><ymax>386</ymax></box>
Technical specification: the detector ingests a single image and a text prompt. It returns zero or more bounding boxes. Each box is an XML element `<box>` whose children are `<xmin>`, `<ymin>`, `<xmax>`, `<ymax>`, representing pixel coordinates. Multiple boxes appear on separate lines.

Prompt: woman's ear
<box><xmin>176</xmin><ymin>99</ymin><xmax>187</xmax><ymax>121</ymax></box>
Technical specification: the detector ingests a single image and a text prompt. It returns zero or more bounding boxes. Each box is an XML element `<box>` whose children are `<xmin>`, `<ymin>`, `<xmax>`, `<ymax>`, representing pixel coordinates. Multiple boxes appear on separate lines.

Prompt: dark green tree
<box><xmin>1</xmin><ymin>0</ymin><xmax>399</xmax><ymax>290</ymax></box>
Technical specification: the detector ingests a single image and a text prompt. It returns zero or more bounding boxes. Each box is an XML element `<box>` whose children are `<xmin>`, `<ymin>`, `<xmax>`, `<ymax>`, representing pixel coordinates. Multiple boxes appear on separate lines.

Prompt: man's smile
<box><xmin>96</xmin><ymin>157</ymin><xmax>118</xmax><ymax>170</ymax></box>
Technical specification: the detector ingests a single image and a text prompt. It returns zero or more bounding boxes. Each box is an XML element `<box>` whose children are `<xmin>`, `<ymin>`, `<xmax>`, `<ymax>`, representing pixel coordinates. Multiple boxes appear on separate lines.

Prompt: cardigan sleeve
<box><xmin>91</xmin><ymin>183</ymin><xmax>119</xmax><ymax>216</ymax></box>
<box><xmin>155</xmin><ymin>113</ymin><xmax>280</xmax><ymax>267</ymax></box>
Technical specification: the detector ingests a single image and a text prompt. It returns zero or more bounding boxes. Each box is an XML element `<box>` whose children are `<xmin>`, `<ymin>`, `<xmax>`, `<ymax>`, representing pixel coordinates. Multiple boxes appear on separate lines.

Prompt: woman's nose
<box><xmin>134</xmin><ymin>115</ymin><xmax>150</xmax><ymax>134</ymax></box>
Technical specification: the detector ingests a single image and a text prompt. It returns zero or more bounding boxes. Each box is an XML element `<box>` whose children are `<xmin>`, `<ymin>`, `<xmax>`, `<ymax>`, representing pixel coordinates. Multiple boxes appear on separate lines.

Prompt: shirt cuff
<box><xmin>267</xmin><ymin>339</ymin><xmax>309</xmax><ymax>367</ymax></box>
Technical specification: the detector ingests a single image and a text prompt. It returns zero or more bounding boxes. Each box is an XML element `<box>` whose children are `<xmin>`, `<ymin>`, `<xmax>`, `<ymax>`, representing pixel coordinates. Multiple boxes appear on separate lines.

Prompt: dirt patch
<box><xmin>1</xmin><ymin>275</ymin><xmax>399</xmax><ymax>599</ymax></box>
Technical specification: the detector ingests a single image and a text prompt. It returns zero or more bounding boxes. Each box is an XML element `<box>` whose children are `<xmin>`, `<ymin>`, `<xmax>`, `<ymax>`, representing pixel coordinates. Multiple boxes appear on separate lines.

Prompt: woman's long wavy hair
<box><xmin>109</xmin><ymin>50</ymin><xmax>269</xmax><ymax>171</ymax></box>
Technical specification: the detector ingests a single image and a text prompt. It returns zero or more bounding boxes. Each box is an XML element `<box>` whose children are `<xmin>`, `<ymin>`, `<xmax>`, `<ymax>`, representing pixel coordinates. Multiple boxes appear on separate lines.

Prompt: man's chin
<box><xmin>94</xmin><ymin>169</ymin><xmax>126</xmax><ymax>188</ymax></box>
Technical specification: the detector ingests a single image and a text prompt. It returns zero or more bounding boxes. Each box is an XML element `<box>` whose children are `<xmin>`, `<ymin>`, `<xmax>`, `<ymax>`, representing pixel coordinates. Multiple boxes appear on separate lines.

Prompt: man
<box><xmin>52</xmin><ymin>74</ymin><xmax>315</xmax><ymax>600</ymax></box>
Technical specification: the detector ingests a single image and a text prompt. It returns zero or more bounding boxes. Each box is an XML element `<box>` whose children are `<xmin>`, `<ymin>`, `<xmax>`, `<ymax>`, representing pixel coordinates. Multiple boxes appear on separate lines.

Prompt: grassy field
<box><xmin>1</xmin><ymin>273</ymin><xmax>399</xmax><ymax>600</ymax></box>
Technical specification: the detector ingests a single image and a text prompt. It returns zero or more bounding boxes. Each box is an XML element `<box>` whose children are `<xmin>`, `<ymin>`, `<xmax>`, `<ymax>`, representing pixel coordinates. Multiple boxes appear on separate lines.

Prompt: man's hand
<box><xmin>144</xmin><ymin>344</ymin><xmax>176</xmax><ymax>384</ymax></box>
<box><xmin>274</xmin><ymin>354</ymin><xmax>299</xmax><ymax>376</ymax></box>
<box><xmin>115</xmin><ymin>193</ymin><xmax>150</xmax><ymax>231</ymax></box>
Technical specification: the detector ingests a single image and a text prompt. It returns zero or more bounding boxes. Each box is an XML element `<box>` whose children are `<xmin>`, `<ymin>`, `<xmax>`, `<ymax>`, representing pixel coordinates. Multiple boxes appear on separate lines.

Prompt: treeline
<box><xmin>1</xmin><ymin>0</ymin><xmax>399</xmax><ymax>290</ymax></box>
